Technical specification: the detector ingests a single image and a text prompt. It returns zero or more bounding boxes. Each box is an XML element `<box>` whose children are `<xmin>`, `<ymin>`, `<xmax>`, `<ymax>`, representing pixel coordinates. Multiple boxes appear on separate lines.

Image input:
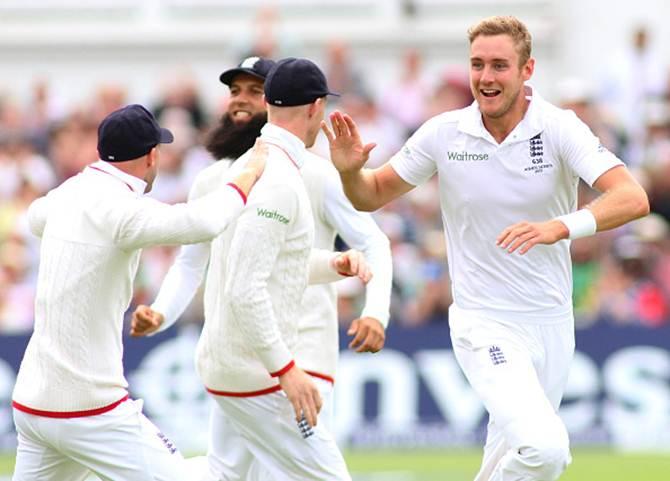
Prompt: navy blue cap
<box><xmin>220</xmin><ymin>57</ymin><xmax>276</xmax><ymax>86</ymax></box>
<box><xmin>264</xmin><ymin>57</ymin><xmax>339</xmax><ymax>107</ymax></box>
<box><xmin>97</xmin><ymin>104</ymin><xmax>174</xmax><ymax>162</ymax></box>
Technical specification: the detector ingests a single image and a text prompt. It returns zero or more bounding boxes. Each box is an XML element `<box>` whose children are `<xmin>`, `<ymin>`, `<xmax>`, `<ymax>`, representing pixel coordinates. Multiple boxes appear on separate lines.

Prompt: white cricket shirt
<box><xmin>12</xmin><ymin>160</ymin><xmax>245</xmax><ymax>415</ymax></box>
<box><xmin>389</xmin><ymin>87</ymin><xmax>622</xmax><ymax>323</ymax></box>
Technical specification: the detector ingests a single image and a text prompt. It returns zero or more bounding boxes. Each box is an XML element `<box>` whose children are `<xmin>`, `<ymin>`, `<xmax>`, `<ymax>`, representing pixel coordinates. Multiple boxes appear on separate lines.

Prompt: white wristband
<box><xmin>555</xmin><ymin>209</ymin><xmax>597</xmax><ymax>240</ymax></box>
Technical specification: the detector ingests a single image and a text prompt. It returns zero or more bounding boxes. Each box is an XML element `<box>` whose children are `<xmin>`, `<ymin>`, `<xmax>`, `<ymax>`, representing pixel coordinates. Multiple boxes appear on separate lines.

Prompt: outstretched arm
<box><xmin>130</xmin><ymin>241</ymin><xmax>211</xmax><ymax>336</ymax></box>
<box><xmin>113</xmin><ymin>139</ymin><xmax>268</xmax><ymax>250</ymax></box>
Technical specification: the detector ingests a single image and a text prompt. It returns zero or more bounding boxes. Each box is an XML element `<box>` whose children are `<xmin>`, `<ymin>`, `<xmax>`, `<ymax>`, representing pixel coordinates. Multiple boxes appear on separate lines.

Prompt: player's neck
<box><xmin>483</xmin><ymin>93</ymin><xmax>530</xmax><ymax>144</ymax></box>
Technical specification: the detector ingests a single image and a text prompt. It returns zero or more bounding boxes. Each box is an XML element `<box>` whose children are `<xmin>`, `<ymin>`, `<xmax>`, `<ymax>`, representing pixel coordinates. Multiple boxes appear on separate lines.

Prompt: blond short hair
<box><xmin>468</xmin><ymin>16</ymin><xmax>532</xmax><ymax>66</ymax></box>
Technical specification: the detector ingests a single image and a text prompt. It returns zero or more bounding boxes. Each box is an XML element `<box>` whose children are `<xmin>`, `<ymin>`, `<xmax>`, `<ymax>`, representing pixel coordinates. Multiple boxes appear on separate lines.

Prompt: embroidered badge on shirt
<box><xmin>489</xmin><ymin>345</ymin><xmax>507</xmax><ymax>366</ymax></box>
<box><xmin>298</xmin><ymin>414</ymin><xmax>314</xmax><ymax>439</ymax></box>
<box><xmin>157</xmin><ymin>431</ymin><xmax>178</xmax><ymax>454</ymax></box>
<box><xmin>524</xmin><ymin>133</ymin><xmax>554</xmax><ymax>174</ymax></box>
<box><xmin>529</xmin><ymin>133</ymin><xmax>544</xmax><ymax>162</ymax></box>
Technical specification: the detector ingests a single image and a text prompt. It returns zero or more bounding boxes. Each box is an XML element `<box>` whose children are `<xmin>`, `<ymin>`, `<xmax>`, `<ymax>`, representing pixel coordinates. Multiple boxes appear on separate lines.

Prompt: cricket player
<box><xmin>200</xmin><ymin>57</ymin><xmax>355</xmax><ymax>480</ymax></box>
<box><xmin>321</xmin><ymin>16</ymin><xmax>649</xmax><ymax>481</ymax></box>
<box><xmin>132</xmin><ymin>56</ymin><xmax>392</xmax><ymax>480</ymax></box>
<box><xmin>11</xmin><ymin>104</ymin><xmax>267</xmax><ymax>481</ymax></box>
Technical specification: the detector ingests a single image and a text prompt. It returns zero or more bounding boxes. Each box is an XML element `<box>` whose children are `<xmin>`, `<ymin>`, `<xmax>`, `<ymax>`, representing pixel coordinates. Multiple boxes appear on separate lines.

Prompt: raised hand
<box><xmin>320</xmin><ymin>111</ymin><xmax>376</xmax><ymax>175</ymax></box>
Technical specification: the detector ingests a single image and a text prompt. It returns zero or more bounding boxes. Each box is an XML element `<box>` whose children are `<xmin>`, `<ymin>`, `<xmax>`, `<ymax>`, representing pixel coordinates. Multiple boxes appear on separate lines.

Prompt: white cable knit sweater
<box><xmin>12</xmin><ymin>160</ymin><xmax>245</xmax><ymax>414</ymax></box>
<box><xmin>196</xmin><ymin>124</ymin><xmax>317</xmax><ymax>394</ymax></box>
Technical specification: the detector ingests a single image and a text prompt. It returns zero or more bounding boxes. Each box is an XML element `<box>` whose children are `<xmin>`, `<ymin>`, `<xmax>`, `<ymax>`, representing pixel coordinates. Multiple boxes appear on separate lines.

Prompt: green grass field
<box><xmin>2</xmin><ymin>449</ymin><xmax>669</xmax><ymax>480</ymax></box>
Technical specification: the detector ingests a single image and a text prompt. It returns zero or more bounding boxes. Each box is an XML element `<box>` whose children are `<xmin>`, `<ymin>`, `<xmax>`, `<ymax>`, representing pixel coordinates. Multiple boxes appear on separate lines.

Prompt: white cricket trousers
<box><xmin>12</xmin><ymin>399</ymin><xmax>191</xmax><ymax>481</ymax></box>
<box><xmin>449</xmin><ymin>304</ymin><xmax>574</xmax><ymax>481</ymax></box>
<box><xmin>205</xmin><ymin>378</ymin><xmax>350</xmax><ymax>481</ymax></box>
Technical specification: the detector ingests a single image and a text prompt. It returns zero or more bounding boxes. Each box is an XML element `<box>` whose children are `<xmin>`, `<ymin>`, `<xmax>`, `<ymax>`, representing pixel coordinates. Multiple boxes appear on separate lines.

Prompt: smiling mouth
<box><xmin>480</xmin><ymin>89</ymin><xmax>501</xmax><ymax>98</ymax></box>
<box><xmin>231</xmin><ymin>110</ymin><xmax>252</xmax><ymax>120</ymax></box>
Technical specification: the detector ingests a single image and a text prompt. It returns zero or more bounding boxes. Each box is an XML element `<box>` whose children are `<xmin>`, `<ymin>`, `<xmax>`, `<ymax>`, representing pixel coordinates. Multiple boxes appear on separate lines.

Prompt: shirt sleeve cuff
<box><xmin>270</xmin><ymin>360</ymin><xmax>295</xmax><ymax>377</ymax></box>
<box><xmin>257</xmin><ymin>342</ymin><xmax>294</xmax><ymax>375</ymax></box>
<box><xmin>360</xmin><ymin>310</ymin><xmax>390</xmax><ymax>329</ymax></box>
<box><xmin>148</xmin><ymin>304</ymin><xmax>176</xmax><ymax>335</ymax></box>
<box><xmin>226</xmin><ymin>182</ymin><xmax>247</xmax><ymax>205</ymax></box>
<box><xmin>308</xmin><ymin>250</ymin><xmax>343</xmax><ymax>284</ymax></box>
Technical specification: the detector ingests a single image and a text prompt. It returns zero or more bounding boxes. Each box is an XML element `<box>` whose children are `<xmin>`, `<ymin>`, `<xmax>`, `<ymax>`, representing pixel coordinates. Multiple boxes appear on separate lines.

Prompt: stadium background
<box><xmin>1</xmin><ymin>0</ymin><xmax>670</xmax><ymax>479</ymax></box>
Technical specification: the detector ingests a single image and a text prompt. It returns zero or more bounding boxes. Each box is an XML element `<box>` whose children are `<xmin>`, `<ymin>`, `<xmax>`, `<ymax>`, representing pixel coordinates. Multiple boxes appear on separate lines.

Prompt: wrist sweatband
<box><xmin>556</xmin><ymin>209</ymin><xmax>597</xmax><ymax>240</ymax></box>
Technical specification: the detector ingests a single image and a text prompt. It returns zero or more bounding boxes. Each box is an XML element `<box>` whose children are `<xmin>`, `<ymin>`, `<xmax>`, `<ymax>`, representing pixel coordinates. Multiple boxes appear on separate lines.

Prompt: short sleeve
<box><xmin>388</xmin><ymin>119</ymin><xmax>439</xmax><ymax>186</ymax></box>
<box><xmin>558</xmin><ymin>111</ymin><xmax>624</xmax><ymax>187</ymax></box>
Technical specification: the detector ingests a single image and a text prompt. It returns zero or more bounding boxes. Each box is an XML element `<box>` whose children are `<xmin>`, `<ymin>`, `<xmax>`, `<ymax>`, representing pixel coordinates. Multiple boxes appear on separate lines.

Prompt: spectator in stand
<box><xmin>313</xmin><ymin>94</ymin><xmax>404</xmax><ymax>168</ymax></box>
<box><xmin>48</xmin><ymin>111</ymin><xmax>99</xmax><ymax>182</ymax></box>
<box><xmin>596</xmin><ymin>232</ymin><xmax>670</xmax><ymax>327</ymax></box>
<box><xmin>324</xmin><ymin>39</ymin><xmax>367</xmax><ymax>102</ymax></box>
<box><xmin>0</xmin><ymin>234</ymin><xmax>36</xmax><ymax>334</ymax></box>
<box><xmin>154</xmin><ymin>73</ymin><xmax>208</xmax><ymax>131</ymax></box>
<box><xmin>599</xmin><ymin>25</ymin><xmax>667</xmax><ymax>166</ymax></box>
<box><xmin>557</xmin><ymin>77</ymin><xmax>629</xmax><ymax>160</ymax></box>
<box><xmin>380</xmin><ymin>48</ymin><xmax>430</xmax><ymax>136</ymax></box>
<box><xmin>427</xmin><ymin>69</ymin><xmax>474</xmax><ymax>118</ymax></box>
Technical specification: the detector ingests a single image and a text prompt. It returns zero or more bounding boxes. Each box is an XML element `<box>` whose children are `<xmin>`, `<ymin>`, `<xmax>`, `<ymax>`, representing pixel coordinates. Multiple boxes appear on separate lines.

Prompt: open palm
<box><xmin>321</xmin><ymin>111</ymin><xmax>376</xmax><ymax>174</ymax></box>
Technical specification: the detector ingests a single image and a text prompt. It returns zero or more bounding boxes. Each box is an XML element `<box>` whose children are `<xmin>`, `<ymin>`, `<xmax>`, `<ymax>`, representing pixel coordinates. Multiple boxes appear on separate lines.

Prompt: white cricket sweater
<box><xmin>153</xmin><ymin>149</ymin><xmax>392</xmax><ymax>387</ymax></box>
<box><xmin>195</xmin><ymin>124</ymin><xmax>318</xmax><ymax>394</ymax></box>
<box><xmin>12</xmin><ymin>160</ymin><xmax>245</xmax><ymax>415</ymax></box>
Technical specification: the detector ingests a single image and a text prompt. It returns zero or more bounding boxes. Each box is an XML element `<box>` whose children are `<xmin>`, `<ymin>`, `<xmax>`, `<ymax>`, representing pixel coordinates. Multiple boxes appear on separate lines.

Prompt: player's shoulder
<box><xmin>532</xmin><ymin>93</ymin><xmax>581</xmax><ymax>129</ymax></box>
<box><xmin>189</xmin><ymin>159</ymin><xmax>234</xmax><ymax>200</ymax></box>
<box><xmin>425</xmin><ymin>107</ymin><xmax>468</xmax><ymax>127</ymax></box>
<box><xmin>301</xmin><ymin>150</ymin><xmax>338</xmax><ymax>177</ymax></box>
<box><xmin>196</xmin><ymin>158</ymin><xmax>234</xmax><ymax>180</ymax></box>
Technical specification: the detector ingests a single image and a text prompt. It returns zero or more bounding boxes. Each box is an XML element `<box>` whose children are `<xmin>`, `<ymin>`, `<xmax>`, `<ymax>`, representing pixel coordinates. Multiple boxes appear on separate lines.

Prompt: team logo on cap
<box><xmin>241</xmin><ymin>56</ymin><xmax>260</xmax><ymax>68</ymax></box>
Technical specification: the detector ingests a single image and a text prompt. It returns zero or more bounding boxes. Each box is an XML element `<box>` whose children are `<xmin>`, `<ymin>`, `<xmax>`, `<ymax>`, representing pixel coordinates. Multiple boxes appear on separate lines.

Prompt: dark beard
<box><xmin>204</xmin><ymin>113</ymin><xmax>267</xmax><ymax>161</ymax></box>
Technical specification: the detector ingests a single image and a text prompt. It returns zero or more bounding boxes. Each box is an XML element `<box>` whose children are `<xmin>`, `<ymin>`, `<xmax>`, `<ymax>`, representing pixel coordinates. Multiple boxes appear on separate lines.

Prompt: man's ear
<box><xmin>309</xmin><ymin>98</ymin><xmax>324</xmax><ymax>118</ymax></box>
<box><xmin>146</xmin><ymin>147</ymin><xmax>157</xmax><ymax>168</ymax></box>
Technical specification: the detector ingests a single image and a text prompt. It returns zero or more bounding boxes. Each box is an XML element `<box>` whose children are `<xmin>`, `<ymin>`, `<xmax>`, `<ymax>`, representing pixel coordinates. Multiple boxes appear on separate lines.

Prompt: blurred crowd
<box><xmin>1</xmin><ymin>22</ymin><xmax>670</xmax><ymax>334</ymax></box>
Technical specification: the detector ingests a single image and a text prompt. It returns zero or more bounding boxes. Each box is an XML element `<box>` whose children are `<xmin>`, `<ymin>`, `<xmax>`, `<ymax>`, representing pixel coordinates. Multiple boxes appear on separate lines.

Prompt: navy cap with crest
<box><xmin>97</xmin><ymin>104</ymin><xmax>174</xmax><ymax>162</ymax></box>
<box><xmin>264</xmin><ymin>57</ymin><xmax>340</xmax><ymax>107</ymax></box>
<box><xmin>219</xmin><ymin>57</ymin><xmax>276</xmax><ymax>86</ymax></box>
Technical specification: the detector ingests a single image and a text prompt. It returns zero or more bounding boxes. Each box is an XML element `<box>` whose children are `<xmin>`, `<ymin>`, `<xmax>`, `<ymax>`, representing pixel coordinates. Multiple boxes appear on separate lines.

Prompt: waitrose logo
<box><xmin>257</xmin><ymin>208</ymin><xmax>290</xmax><ymax>224</ymax></box>
<box><xmin>447</xmin><ymin>151</ymin><xmax>489</xmax><ymax>161</ymax></box>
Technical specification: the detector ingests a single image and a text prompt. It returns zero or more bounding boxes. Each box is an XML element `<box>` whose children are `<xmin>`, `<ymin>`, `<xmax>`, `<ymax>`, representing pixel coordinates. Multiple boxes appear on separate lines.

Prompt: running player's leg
<box><xmin>61</xmin><ymin>399</ymin><xmax>190</xmax><ymax>481</ymax></box>
<box><xmin>450</xmin><ymin>309</ymin><xmax>570</xmax><ymax>481</ymax></box>
<box><xmin>213</xmin><ymin>381</ymin><xmax>350</xmax><ymax>481</ymax></box>
<box><xmin>204</xmin><ymin>400</ymin><xmax>255</xmax><ymax>481</ymax></box>
<box><xmin>473</xmin><ymin>319</ymin><xmax>574</xmax><ymax>481</ymax></box>
<box><xmin>12</xmin><ymin>409</ymin><xmax>91</xmax><ymax>481</ymax></box>
<box><xmin>246</xmin><ymin>380</ymin><xmax>337</xmax><ymax>481</ymax></box>
<box><xmin>473</xmin><ymin>419</ymin><xmax>507</xmax><ymax>481</ymax></box>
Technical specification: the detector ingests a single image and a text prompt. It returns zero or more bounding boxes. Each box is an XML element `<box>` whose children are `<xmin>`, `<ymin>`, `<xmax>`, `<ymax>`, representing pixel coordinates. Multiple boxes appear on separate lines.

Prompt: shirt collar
<box><xmin>88</xmin><ymin>160</ymin><xmax>147</xmax><ymax>194</ymax></box>
<box><xmin>260</xmin><ymin>123</ymin><xmax>307</xmax><ymax>169</ymax></box>
<box><xmin>458</xmin><ymin>84</ymin><xmax>544</xmax><ymax>144</ymax></box>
